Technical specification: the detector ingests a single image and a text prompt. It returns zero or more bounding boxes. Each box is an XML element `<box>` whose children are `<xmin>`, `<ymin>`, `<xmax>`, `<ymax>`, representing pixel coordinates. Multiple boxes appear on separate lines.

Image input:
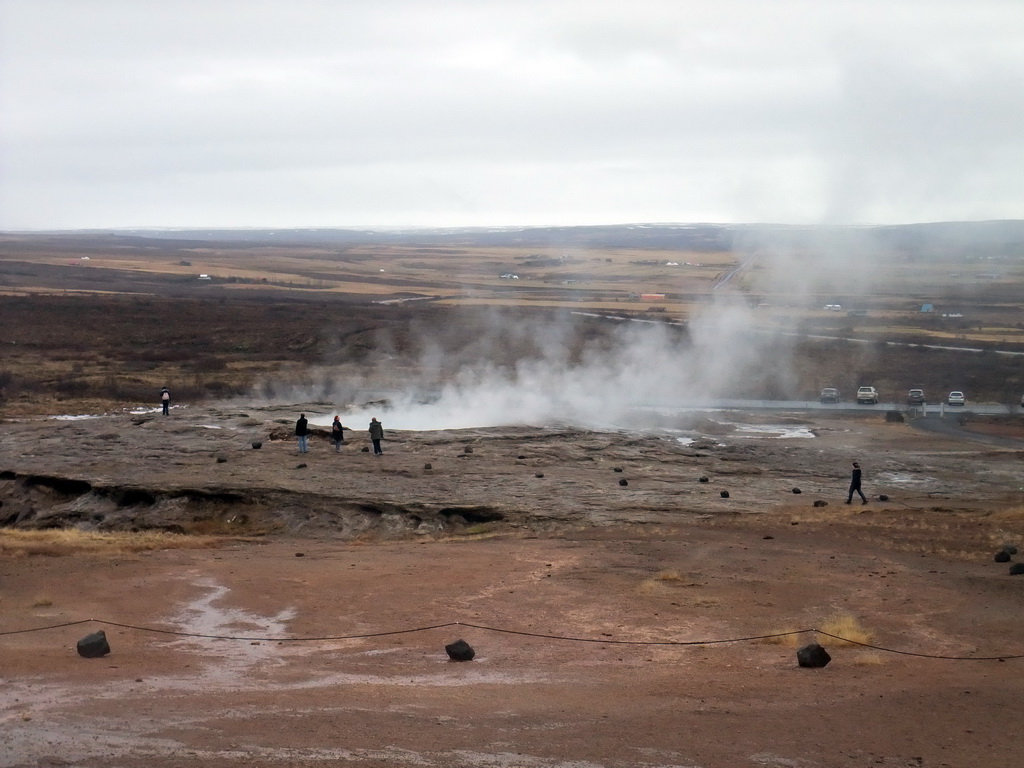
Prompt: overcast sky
<box><xmin>2</xmin><ymin>0</ymin><xmax>1023</xmax><ymax>230</ymax></box>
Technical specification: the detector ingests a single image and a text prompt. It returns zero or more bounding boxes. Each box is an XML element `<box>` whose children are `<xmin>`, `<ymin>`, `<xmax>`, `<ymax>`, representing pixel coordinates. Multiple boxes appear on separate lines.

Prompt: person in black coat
<box><xmin>846</xmin><ymin>461</ymin><xmax>867</xmax><ymax>504</ymax></box>
<box><xmin>331</xmin><ymin>415</ymin><xmax>346</xmax><ymax>452</ymax></box>
<box><xmin>295</xmin><ymin>413</ymin><xmax>309</xmax><ymax>454</ymax></box>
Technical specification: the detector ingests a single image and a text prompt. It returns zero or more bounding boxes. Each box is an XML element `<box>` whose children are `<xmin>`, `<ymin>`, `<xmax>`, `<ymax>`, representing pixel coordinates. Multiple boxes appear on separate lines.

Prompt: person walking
<box><xmin>160</xmin><ymin>387</ymin><xmax>171</xmax><ymax>415</ymax></box>
<box><xmin>295</xmin><ymin>413</ymin><xmax>310</xmax><ymax>454</ymax></box>
<box><xmin>331</xmin><ymin>415</ymin><xmax>346</xmax><ymax>452</ymax></box>
<box><xmin>369</xmin><ymin>417</ymin><xmax>384</xmax><ymax>456</ymax></box>
<box><xmin>846</xmin><ymin>461</ymin><xmax>867</xmax><ymax>504</ymax></box>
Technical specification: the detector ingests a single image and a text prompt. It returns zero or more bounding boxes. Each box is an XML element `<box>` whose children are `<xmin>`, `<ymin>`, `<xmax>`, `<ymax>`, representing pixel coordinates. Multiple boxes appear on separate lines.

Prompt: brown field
<box><xmin>2</xmin><ymin>226</ymin><xmax>1024</xmax><ymax>768</ymax></box>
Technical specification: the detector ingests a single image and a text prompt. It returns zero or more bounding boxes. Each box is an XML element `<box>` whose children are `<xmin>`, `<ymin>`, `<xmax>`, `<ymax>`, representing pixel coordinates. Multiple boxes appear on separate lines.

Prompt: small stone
<box><xmin>813</xmin><ymin>500</ymin><xmax>828</xmax><ymax>507</ymax></box>
<box><xmin>463</xmin><ymin>446</ymin><xmax>473</xmax><ymax>453</ymax></box>
<box><xmin>994</xmin><ymin>550</ymin><xmax>1011</xmax><ymax>563</ymax></box>
<box><xmin>76</xmin><ymin>630</ymin><xmax>111</xmax><ymax>658</ymax></box>
<box><xmin>618</xmin><ymin>479</ymin><xmax>628</xmax><ymax>486</ymax></box>
<box><xmin>296</xmin><ymin>463</ymin><xmax>307</xmax><ymax>469</ymax></box>
<box><xmin>216</xmin><ymin>456</ymin><xmax>228</xmax><ymax>463</ymax></box>
<box><xmin>295</xmin><ymin>552</ymin><xmax>305</xmax><ymax>558</ymax></box>
<box><xmin>1009</xmin><ymin>563</ymin><xmax>1024</xmax><ymax>575</ymax></box>
<box><xmin>699</xmin><ymin>476</ymin><xmax>709</xmax><ymax>483</ymax></box>
<box><xmin>361</xmin><ymin>446</ymin><xmax>370</xmax><ymax>452</ymax></box>
<box><xmin>613</xmin><ymin>467</ymin><xmax>623</xmax><ymax>472</ymax></box>
<box><xmin>797</xmin><ymin>643</ymin><xmax>831</xmax><ymax>668</ymax></box>
<box><xmin>878</xmin><ymin>494</ymin><xmax>889</xmax><ymax>501</ymax></box>
<box><xmin>424</xmin><ymin>462</ymin><xmax>433</xmax><ymax>470</ymax></box>
<box><xmin>720</xmin><ymin>490</ymin><xmax>730</xmax><ymax>498</ymax></box>
<box><xmin>251</xmin><ymin>441</ymin><xmax>263</xmax><ymax>449</ymax></box>
<box><xmin>1002</xmin><ymin>544</ymin><xmax>1019</xmax><ymax>555</ymax></box>
<box><xmin>535</xmin><ymin>472</ymin><xmax>544</xmax><ymax>478</ymax></box>
<box><xmin>445</xmin><ymin>639</ymin><xmax>475</xmax><ymax>661</ymax></box>
<box><xmin>792</xmin><ymin>487</ymin><xmax>802</xmax><ymax>494</ymax></box>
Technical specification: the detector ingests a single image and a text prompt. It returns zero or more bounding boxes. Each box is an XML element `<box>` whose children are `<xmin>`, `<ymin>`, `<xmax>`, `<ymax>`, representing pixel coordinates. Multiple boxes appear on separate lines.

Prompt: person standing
<box><xmin>369</xmin><ymin>417</ymin><xmax>384</xmax><ymax>456</ymax></box>
<box><xmin>160</xmin><ymin>387</ymin><xmax>171</xmax><ymax>415</ymax></box>
<box><xmin>295</xmin><ymin>413</ymin><xmax>310</xmax><ymax>454</ymax></box>
<box><xmin>331</xmin><ymin>415</ymin><xmax>346</xmax><ymax>452</ymax></box>
<box><xmin>846</xmin><ymin>461</ymin><xmax>867</xmax><ymax>504</ymax></box>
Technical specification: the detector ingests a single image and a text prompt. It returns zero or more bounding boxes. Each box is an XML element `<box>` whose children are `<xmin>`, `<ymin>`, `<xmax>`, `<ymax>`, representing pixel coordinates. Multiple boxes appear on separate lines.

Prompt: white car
<box><xmin>947</xmin><ymin>391</ymin><xmax>966</xmax><ymax>406</ymax></box>
<box><xmin>856</xmin><ymin>386</ymin><xmax>879</xmax><ymax>404</ymax></box>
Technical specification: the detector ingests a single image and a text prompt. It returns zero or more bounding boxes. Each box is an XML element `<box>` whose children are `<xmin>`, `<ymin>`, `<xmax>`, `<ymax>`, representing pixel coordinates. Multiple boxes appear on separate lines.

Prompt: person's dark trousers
<box><xmin>847</xmin><ymin>484</ymin><xmax>866</xmax><ymax>503</ymax></box>
<box><xmin>372</xmin><ymin>439</ymin><xmax>382</xmax><ymax>455</ymax></box>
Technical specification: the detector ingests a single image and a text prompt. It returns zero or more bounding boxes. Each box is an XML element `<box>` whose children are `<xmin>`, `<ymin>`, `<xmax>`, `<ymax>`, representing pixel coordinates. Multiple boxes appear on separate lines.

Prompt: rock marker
<box><xmin>77</xmin><ymin>630</ymin><xmax>111</xmax><ymax>658</ymax></box>
<box><xmin>445</xmin><ymin>639</ymin><xmax>475</xmax><ymax>661</ymax></box>
<box><xmin>797</xmin><ymin>642</ymin><xmax>831</xmax><ymax>668</ymax></box>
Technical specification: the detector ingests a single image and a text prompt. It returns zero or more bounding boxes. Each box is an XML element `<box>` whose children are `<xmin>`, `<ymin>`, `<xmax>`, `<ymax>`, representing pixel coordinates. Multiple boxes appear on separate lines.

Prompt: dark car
<box><xmin>907</xmin><ymin>389</ymin><xmax>925</xmax><ymax>405</ymax></box>
<box><xmin>819</xmin><ymin>387</ymin><xmax>840</xmax><ymax>404</ymax></box>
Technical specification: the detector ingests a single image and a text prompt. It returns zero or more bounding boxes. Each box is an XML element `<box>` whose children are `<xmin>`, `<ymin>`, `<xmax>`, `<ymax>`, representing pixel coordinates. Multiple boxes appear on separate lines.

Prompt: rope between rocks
<box><xmin>2</xmin><ymin>618</ymin><xmax>1022</xmax><ymax>660</ymax></box>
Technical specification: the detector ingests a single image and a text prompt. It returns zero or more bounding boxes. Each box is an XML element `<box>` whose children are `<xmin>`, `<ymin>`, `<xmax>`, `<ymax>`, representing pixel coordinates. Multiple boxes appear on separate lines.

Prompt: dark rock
<box><xmin>878</xmin><ymin>494</ymin><xmax>889</xmax><ymax>501</ymax></box>
<box><xmin>1010</xmin><ymin>563</ymin><xmax>1024</xmax><ymax>575</ymax></box>
<box><xmin>216</xmin><ymin>456</ymin><xmax>228</xmax><ymax>464</ymax></box>
<box><xmin>994</xmin><ymin>550</ymin><xmax>1011</xmax><ymax>563</ymax></box>
<box><xmin>295</xmin><ymin>552</ymin><xmax>305</xmax><ymax>557</ymax></box>
<box><xmin>792</xmin><ymin>487</ymin><xmax>802</xmax><ymax>494</ymax></box>
<box><xmin>424</xmin><ymin>463</ymin><xmax>432</xmax><ymax>470</ymax></box>
<box><xmin>720</xmin><ymin>490</ymin><xmax>730</xmax><ymax>498</ymax></box>
<box><xmin>77</xmin><ymin>630</ymin><xmax>111</xmax><ymax>658</ymax></box>
<box><xmin>463</xmin><ymin>445</ymin><xmax>473</xmax><ymax>453</ymax></box>
<box><xmin>618</xmin><ymin>479</ymin><xmax>628</xmax><ymax>486</ymax></box>
<box><xmin>251</xmin><ymin>441</ymin><xmax>262</xmax><ymax>449</ymax></box>
<box><xmin>763</xmin><ymin>535</ymin><xmax>774</xmax><ymax>540</ymax></box>
<box><xmin>535</xmin><ymin>473</ymin><xmax>544</xmax><ymax>478</ymax></box>
<box><xmin>813</xmin><ymin>500</ymin><xmax>828</xmax><ymax>507</ymax></box>
<box><xmin>517</xmin><ymin>455</ymin><xmax>526</xmax><ymax>460</ymax></box>
<box><xmin>797</xmin><ymin>642</ymin><xmax>831</xmax><ymax>668</ymax></box>
<box><xmin>296</xmin><ymin>463</ymin><xmax>307</xmax><ymax>469</ymax></box>
<box><xmin>885</xmin><ymin>411</ymin><xmax>905</xmax><ymax>423</ymax></box>
<box><xmin>613</xmin><ymin>467</ymin><xmax>623</xmax><ymax>473</ymax></box>
<box><xmin>361</xmin><ymin>446</ymin><xmax>370</xmax><ymax>452</ymax></box>
<box><xmin>1002</xmin><ymin>544</ymin><xmax>1019</xmax><ymax>555</ymax></box>
<box><xmin>699</xmin><ymin>476</ymin><xmax>709</xmax><ymax>483</ymax></box>
<box><xmin>445</xmin><ymin>639</ymin><xmax>475</xmax><ymax>661</ymax></box>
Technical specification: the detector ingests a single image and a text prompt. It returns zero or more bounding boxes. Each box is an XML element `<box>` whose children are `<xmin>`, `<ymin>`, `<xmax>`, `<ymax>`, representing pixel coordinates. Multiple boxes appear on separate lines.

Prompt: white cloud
<box><xmin>2</xmin><ymin>0</ymin><xmax>1023</xmax><ymax>228</ymax></box>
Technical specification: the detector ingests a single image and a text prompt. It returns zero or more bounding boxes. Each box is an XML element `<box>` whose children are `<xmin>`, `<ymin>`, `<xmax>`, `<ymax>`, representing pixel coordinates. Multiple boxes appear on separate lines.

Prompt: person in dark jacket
<box><xmin>369</xmin><ymin>417</ymin><xmax>384</xmax><ymax>456</ymax></box>
<box><xmin>160</xmin><ymin>387</ymin><xmax>171</xmax><ymax>415</ymax></box>
<box><xmin>846</xmin><ymin>461</ymin><xmax>867</xmax><ymax>504</ymax></box>
<box><xmin>295</xmin><ymin>413</ymin><xmax>309</xmax><ymax>454</ymax></box>
<box><xmin>331</xmin><ymin>415</ymin><xmax>346</xmax><ymax>452</ymax></box>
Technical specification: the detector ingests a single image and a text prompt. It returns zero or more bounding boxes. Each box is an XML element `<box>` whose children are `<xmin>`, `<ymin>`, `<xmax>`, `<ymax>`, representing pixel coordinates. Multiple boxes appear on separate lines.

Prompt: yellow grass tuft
<box><xmin>759</xmin><ymin>626</ymin><xmax>807</xmax><ymax>647</ymax></box>
<box><xmin>655</xmin><ymin>569</ymin><xmax>683</xmax><ymax>582</ymax></box>
<box><xmin>31</xmin><ymin>596</ymin><xmax>54</xmax><ymax>608</ymax></box>
<box><xmin>817</xmin><ymin>613</ymin><xmax>874</xmax><ymax>647</ymax></box>
<box><xmin>0</xmin><ymin>529</ymin><xmax>222</xmax><ymax>557</ymax></box>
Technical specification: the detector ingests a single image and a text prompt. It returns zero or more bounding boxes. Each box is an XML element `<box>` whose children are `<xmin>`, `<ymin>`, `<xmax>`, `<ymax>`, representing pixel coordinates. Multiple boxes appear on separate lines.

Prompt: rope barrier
<box><xmin>3</xmin><ymin>618</ymin><xmax>1021</xmax><ymax>660</ymax></box>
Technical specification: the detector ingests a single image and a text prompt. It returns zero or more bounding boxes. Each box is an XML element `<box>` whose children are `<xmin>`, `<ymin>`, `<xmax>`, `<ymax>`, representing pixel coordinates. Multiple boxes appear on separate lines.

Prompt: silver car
<box><xmin>947</xmin><ymin>391</ymin><xmax>966</xmax><ymax>406</ymax></box>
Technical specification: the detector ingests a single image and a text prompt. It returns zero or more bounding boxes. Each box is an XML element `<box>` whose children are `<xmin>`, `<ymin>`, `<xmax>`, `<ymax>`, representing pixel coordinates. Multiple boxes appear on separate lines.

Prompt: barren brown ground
<box><xmin>2</xmin><ymin>401</ymin><xmax>1024</xmax><ymax>768</ymax></box>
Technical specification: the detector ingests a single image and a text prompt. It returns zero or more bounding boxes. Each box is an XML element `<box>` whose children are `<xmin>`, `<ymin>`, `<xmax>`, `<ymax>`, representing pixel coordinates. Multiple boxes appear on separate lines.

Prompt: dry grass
<box><xmin>0</xmin><ymin>529</ymin><xmax>223</xmax><ymax>557</ymax></box>
<box><xmin>816</xmin><ymin>613</ymin><xmax>874</xmax><ymax>647</ymax></box>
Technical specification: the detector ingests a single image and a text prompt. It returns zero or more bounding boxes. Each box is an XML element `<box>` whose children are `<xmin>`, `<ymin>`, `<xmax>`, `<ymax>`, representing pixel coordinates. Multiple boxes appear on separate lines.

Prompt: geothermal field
<box><xmin>2</xmin><ymin>224</ymin><xmax>1024</xmax><ymax>768</ymax></box>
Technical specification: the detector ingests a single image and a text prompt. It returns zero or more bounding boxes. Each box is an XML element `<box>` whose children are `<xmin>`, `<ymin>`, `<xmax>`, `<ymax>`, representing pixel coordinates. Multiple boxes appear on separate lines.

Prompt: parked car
<box><xmin>819</xmin><ymin>387</ymin><xmax>840</xmax><ymax>404</ymax></box>
<box><xmin>907</xmin><ymin>389</ymin><xmax>925</xmax><ymax>405</ymax></box>
<box><xmin>947</xmin><ymin>391</ymin><xmax>966</xmax><ymax>406</ymax></box>
<box><xmin>856</xmin><ymin>386</ymin><xmax>879</xmax><ymax>404</ymax></box>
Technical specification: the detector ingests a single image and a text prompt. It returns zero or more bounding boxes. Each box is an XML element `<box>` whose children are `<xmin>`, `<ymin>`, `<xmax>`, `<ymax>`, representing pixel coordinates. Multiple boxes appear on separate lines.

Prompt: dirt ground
<box><xmin>3</xmin><ymin>403</ymin><xmax>1024</xmax><ymax>768</ymax></box>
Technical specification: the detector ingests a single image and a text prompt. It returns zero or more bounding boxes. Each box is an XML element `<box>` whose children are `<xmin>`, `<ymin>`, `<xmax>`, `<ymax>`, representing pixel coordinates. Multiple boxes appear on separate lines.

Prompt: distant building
<box><xmin>198</xmin><ymin>274</ymin><xmax>212</xmax><ymax>280</ymax></box>
<box><xmin>640</xmin><ymin>293</ymin><xmax>666</xmax><ymax>301</ymax></box>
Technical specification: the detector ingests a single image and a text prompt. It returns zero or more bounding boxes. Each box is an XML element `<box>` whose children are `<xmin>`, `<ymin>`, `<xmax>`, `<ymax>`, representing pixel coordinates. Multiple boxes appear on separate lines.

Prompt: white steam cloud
<box><xmin>304</xmin><ymin>298</ymin><xmax>787</xmax><ymax>432</ymax></box>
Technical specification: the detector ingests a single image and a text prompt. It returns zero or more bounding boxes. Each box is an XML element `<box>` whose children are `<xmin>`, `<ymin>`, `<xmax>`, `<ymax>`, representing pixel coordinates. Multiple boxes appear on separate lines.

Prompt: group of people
<box><xmin>294</xmin><ymin>413</ymin><xmax>384</xmax><ymax>456</ymax></box>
